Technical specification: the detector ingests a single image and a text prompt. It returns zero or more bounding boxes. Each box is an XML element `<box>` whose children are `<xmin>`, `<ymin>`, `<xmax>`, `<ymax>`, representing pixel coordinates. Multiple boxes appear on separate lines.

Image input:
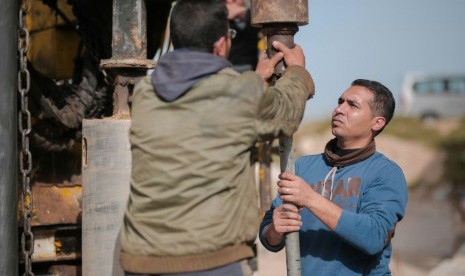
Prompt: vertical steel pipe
<box><xmin>251</xmin><ymin>1</ymin><xmax>309</xmax><ymax>275</ymax></box>
<box><xmin>258</xmin><ymin>144</ymin><xmax>272</xmax><ymax>215</ymax></box>
<box><xmin>0</xmin><ymin>0</ymin><xmax>18</xmax><ymax>275</ymax></box>
<box><xmin>279</xmin><ymin>137</ymin><xmax>301</xmax><ymax>276</ymax></box>
<box><xmin>262</xmin><ymin>28</ymin><xmax>301</xmax><ymax>275</ymax></box>
<box><xmin>111</xmin><ymin>0</ymin><xmax>147</xmax><ymax>60</ymax></box>
<box><xmin>100</xmin><ymin>0</ymin><xmax>154</xmax><ymax>116</ymax></box>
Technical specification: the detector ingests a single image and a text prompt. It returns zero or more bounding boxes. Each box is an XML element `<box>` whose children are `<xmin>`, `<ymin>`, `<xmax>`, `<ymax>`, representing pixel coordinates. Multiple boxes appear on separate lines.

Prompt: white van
<box><xmin>400</xmin><ymin>74</ymin><xmax>465</xmax><ymax>120</ymax></box>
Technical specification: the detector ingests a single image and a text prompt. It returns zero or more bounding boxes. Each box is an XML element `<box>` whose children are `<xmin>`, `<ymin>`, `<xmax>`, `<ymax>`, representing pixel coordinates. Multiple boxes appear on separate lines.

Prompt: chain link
<box><xmin>18</xmin><ymin>0</ymin><xmax>34</xmax><ymax>275</ymax></box>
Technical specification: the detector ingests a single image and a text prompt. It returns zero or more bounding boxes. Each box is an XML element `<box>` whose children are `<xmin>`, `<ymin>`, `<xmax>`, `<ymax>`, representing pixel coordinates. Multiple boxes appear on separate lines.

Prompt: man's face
<box><xmin>331</xmin><ymin>85</ymin><xmax>378</xmax><ymax>147</ymax></box>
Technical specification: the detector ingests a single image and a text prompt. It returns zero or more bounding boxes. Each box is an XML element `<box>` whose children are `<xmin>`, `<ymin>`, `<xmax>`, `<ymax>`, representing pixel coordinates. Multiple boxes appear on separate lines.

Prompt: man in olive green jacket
<box><xmin>120</xmin><ymin>0</ymin><xmax>314</xmax><ymax>275</ymax></box>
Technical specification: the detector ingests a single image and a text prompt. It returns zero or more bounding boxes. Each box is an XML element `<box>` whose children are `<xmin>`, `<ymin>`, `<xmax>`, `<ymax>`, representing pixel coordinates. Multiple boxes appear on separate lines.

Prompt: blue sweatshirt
<box><xmin>259</xmin><ymin>152</ymin><xmax>408</xmax><ymax>275</ymax></box>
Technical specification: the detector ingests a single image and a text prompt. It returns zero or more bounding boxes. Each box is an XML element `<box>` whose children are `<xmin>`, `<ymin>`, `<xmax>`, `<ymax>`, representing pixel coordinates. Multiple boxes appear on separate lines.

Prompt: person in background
<box><xmin>119</xmin><ymin>0</ymin><xmax>314</xmax><ymax>275</ymax></box>
<box><xmin>225</xmin><ymin>0</ymin><xmax>260</xmax><ymax>72</ymax></box>
<box><xmin>259</xmin><ymin>79</ymin><xmax>408</xmax><ymax>275</ymax></box>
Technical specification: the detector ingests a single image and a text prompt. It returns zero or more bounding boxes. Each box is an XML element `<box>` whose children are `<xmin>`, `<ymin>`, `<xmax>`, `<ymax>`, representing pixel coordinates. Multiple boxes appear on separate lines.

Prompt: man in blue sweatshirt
<box><xmin>259</xmin><ymin>79</ymin><xmax>408</xmax><ymax>275</ymax></box>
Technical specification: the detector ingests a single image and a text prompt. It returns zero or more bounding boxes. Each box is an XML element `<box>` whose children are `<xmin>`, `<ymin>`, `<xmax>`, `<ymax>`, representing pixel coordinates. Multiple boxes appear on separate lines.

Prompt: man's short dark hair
<box><xmin>351</xmin><ymin>79</ymin><xmax>395</xmax><ymax>132</ymax></box>
<box><xmin>170</xmin><ymin>0</ymin><xmax>228</xmax><ymax>52</ymax></box>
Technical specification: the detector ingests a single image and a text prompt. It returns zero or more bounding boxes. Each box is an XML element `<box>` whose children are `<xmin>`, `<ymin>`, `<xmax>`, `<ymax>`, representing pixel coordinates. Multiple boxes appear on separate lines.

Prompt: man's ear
<box><xmin>371</xmin><ymin>116</ymin><xmax>386</xmax><ymax>132</ymax></box>
<box><xmin>212</xmin><ymin>36</ymin><xmax>228</xmax><ymax>57</ymax></box>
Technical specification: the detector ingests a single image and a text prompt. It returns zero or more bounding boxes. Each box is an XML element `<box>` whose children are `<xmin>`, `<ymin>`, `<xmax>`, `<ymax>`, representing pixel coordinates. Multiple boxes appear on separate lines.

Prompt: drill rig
<box><xmin>1</xmin><ymin>0</ymin><xmax>173</xmax><ymax>274</ymax></box>
<box><xmin>0</xmin><ymin>1</ymin><xmax>309</xmax><ymax>275</ymax></box>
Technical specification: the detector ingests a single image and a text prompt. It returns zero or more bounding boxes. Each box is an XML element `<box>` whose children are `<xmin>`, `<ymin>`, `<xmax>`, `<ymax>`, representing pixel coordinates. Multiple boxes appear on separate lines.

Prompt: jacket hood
<box><xmin>151</xmin><ymin>49</ymin><xmax>232</xmax><ymax>102</ymax></box>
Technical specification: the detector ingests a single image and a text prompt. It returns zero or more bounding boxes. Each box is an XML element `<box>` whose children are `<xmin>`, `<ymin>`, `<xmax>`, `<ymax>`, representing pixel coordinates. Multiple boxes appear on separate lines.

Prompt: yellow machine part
<box><xmin>27</xmin><ymin>0</ymin><xmax>80</xmax><ymax>80</ymax></box>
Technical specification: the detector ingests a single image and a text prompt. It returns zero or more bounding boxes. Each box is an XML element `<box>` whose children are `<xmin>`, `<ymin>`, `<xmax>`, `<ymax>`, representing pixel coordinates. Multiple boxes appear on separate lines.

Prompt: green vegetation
<box><xmin>387</xmin><ymin>116</ymin><xmax>465</xmax><ymax>188</ymax></box>
<box><xmin>383</xmin><ymin>116</ymin><xmax>443</xmax><ymax>147</ymax></box>
<box><xmin>441</xmin><ymin>118</ymin><xmax>465</xmax><ymax>186</ymax></box>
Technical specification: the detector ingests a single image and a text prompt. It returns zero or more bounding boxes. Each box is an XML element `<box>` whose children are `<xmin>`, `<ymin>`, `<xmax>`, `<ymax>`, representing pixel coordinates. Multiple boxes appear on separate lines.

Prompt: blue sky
<box><xmin>295</xmin><ymin>0</ymin><xmax>465</xmax><ymax>121</ymax></box>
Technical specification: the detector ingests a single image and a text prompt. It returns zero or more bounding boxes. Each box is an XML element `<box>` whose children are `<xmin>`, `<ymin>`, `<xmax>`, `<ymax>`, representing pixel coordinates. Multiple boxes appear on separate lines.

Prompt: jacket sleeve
<box><xmin>258</xmin><ymin>198</ymin><xmax>286</xmax><ymax>252</ymax></box>
<box><xmin>334</xmin><ymin>163</ymin><xmax>408</xmax><ymax>255</ymax></box>
<box><xmin>256</xmin><ymin>66</ymin><xmax>315</xmax><ymax>140</ymax></box>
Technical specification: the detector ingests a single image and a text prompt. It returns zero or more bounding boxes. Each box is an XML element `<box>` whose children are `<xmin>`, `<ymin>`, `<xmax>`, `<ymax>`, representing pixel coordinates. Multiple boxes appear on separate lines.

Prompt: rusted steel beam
<box><xmin>30</xmin><ymin>185</ymin><xmax>82</xmax><ymax>226</ymax></box>
<box><xmin>100</xmin><ymin>0</ymin><xmax>155</xmax><ymax>117</ymax></box>
<box><xmin>30</xmin><ymin>226</ymin><xmax>81</xmax><ymax>263</ymax></box>
<box><xmin>111</xmin><ymin>0</ymin><xmax>147</xmax><ymax>60</ymax></box>
<box><xmin>0</xmin><ymin>0</ymin><xmax>18</xmax><ymax>275</ymax></box>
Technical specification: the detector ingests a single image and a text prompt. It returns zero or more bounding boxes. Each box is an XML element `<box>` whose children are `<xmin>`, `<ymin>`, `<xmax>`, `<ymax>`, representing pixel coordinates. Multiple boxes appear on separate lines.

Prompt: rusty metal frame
<box><xmin>0</xmin><ymin>0</ymin><xmax>19</xmax><ymax>275</ymax></box>
<box><xmin>100</xmin><ymin>0</ymin><xmax>155</xmax><ymax>117</ymax></box>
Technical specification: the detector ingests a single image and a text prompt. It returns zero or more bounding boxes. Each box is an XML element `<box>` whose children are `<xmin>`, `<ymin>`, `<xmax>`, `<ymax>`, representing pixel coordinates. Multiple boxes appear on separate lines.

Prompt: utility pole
<box><xmin>251</xmin><ymin>1</ymin><xmax>309</xmax><ymax>275</ymax></box>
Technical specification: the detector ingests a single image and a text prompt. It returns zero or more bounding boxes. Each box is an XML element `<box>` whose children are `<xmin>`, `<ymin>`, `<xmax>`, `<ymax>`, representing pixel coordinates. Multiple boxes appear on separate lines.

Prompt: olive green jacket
<box><xmin>120</xmin><ymin>66</ymin><xmax>314</xmax><ymax>274</ymax></box>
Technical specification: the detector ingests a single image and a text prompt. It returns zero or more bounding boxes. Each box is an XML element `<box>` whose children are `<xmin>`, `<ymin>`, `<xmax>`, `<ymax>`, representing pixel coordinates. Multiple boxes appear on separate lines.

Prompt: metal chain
<box><xmin>18</xmin><ymin>0</ymin><xmax>34</xmax><ymax>275</ymax></box>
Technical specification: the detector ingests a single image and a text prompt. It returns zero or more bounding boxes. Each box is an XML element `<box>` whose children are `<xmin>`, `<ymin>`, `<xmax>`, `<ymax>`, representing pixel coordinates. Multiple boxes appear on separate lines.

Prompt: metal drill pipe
<box><xmin>264</xmin><ymin>23</ymin><xmax>302</xmax><ymax>276</ymax></box>
<box><xmin>279</xmin><ymin>135</ymin><xmax>301</xmax><ymax>276</ymax></box>
<box><xmin>251</xmin><ymin>1</ymin><xmax>309</xmax><ymax>274</ymax></box>
<box><xmin>258</xmin><ymin>143</ymin><xmax>272</xmax><ymax>215</ymax></box>
<box><xmin>263</xmin><ymin>24</ymin><xmax>298</xmax><ymax>82</ymax></box>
